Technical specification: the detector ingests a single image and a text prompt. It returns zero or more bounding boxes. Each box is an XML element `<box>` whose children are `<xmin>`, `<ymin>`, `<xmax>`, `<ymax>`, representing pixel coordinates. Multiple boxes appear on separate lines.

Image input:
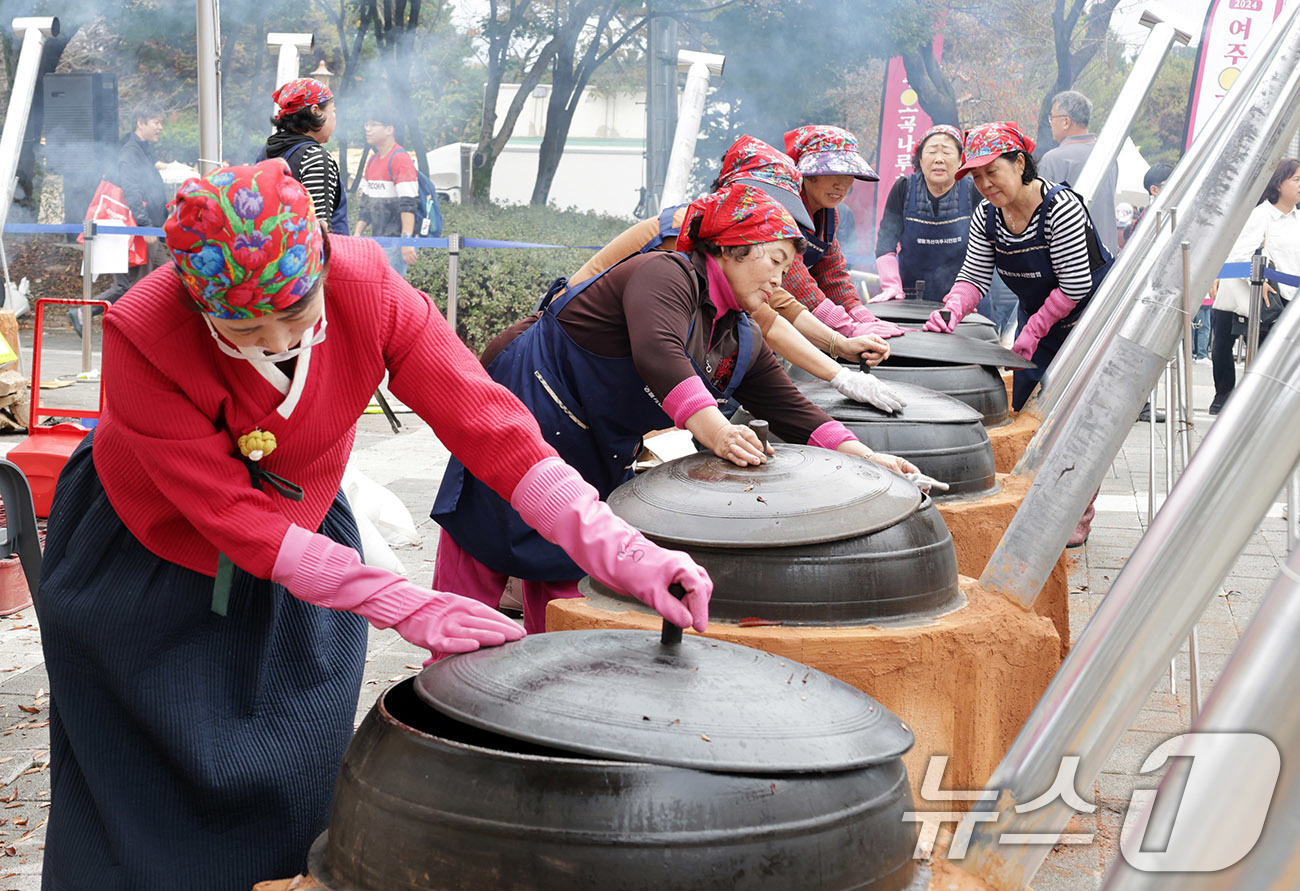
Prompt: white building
<box><xmin>427</xmin><ymin>84</ymin><xmax>646</xmax><ymax>219</ymax></box>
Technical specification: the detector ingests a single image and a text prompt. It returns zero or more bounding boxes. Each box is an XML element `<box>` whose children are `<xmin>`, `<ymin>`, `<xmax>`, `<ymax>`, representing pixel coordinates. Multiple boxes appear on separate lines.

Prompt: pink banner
<box><xmin>842</xmin><ymin>39</ymin><xmax>943</xmax><ymax>263</ymax></box>
<box><xmin>1184</xmin><ymin>0</ymin><xmax>1286</xmax><ymax>149</ymax></box>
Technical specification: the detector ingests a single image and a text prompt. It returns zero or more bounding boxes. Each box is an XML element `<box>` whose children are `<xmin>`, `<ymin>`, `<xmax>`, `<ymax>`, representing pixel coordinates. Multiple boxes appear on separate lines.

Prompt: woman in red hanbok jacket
<box><xmin>37</xmin><ymin>160</ymin><xmax>710</xmax><ymax>891</ymax></box>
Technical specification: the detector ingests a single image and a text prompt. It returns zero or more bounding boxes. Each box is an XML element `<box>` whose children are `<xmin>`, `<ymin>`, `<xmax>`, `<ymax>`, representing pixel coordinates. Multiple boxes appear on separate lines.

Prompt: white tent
<box><xmin>1116</xmin><ymin>137</ymin><xmax>1151</xmax><ymax>207</ymax></box>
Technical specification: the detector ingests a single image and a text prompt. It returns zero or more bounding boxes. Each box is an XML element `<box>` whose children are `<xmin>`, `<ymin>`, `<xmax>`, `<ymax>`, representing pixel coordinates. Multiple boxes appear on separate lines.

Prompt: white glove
<box><xmin>905</xmin><ymin>471</ymin><xmax>950</xmax><ymax>493</ymax></box>
<box><xmin>830</xmin><ymin>368</ymin><xmax>906</xmax><ymax>413</ymax></box>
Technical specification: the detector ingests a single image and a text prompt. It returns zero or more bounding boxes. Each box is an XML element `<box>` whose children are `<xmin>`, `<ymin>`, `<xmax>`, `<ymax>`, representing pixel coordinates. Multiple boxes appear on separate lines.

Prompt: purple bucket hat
<box><xmin>783</xmin><ymin>125</ymin><xmax>879</xmax><ymax>182</ymax></box>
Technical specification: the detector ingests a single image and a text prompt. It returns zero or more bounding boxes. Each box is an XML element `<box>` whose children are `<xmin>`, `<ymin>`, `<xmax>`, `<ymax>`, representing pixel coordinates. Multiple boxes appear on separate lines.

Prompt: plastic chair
<box><xmin>0</xmin><ymin>456</ymin><xmax>42</xmax><ymax>613</ymax></box>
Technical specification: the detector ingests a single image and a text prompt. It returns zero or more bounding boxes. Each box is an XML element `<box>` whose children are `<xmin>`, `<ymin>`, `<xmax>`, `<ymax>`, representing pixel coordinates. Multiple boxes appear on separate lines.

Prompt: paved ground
<box><xmin>0</xmin><ymin>322</ymin><xmax>1284</xmax><ymax>889</ymax></box>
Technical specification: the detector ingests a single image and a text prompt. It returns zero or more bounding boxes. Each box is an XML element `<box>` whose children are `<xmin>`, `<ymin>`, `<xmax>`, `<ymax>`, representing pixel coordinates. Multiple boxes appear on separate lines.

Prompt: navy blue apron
<box><xmin>800</xmin><ymin>206</ymin><xmax>839</xmax><ymax>268</ymax></box>
<box><xmin>431</xmin><ymin>253</ymin><xmax>755</xmax><ymax>581</ymax></box>
<box><xmin>899</xmin><ymin>173</ymin><xmax>973</xmax><ymax>301</ymax></box>
<box><xmin>257</xmin><ymin>141</ymin><xmax>350</xmax><ymax>234</ymax></box>
<box><xmin>987</xmin><ymin>184</ymin><xmax>1113</xmax><ymax>410</ymax></box>
<box><xmin>640</xmin><ymin>205</ymin><xmax>684</xmax><ymax>253</ymax></box>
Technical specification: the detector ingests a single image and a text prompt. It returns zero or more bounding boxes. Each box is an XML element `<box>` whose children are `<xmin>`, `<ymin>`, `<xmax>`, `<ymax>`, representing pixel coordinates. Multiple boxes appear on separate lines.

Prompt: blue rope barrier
<box><xmin>3</xmin><ymin>223</ymin><xmax>600</xmax><ymax>251</ymax></box>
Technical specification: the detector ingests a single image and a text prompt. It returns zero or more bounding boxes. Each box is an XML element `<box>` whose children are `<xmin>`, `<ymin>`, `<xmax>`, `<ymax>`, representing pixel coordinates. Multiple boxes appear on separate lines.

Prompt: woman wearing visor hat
<box><xmin>922</xmin><ymin>121</ymin><xmax>1113</xmax><ymax>411</ymax></box>
<box><xmin>36</xmin><ymin>159</ymin><xmax>710</xmax><ymax>890</ymax></box>
<box><xmin>782</xmin><ymin>125</ymin><xmax>907</xmax><ymax>341</ymax></box>
<box><xmin>567</xmin><ymin>134</ymin><xmax>903</xmax><ymax>412</ymax></box>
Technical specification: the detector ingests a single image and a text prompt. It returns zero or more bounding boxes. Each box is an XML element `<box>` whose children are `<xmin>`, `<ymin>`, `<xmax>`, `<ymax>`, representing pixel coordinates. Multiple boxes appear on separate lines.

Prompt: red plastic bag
<box><xmin>79</xmin><ymin>180</ymin><xmax>148</xmax><ymax>267</ymax></box>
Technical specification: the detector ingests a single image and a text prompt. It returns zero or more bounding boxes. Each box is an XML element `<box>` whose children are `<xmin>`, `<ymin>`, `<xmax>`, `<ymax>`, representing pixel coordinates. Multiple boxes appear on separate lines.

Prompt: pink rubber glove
<box><xmin>272</xmin><ymin>525</ymin><xmax>525</xmax><ymax>657</ymax></box>
<box><xmin>511</xmin><ymin>457</ymin><xmax>712</xmax><ymax>632</ymax></box>
<box><xmin>871</xmin><ymin>253</ymin><xmax>905</xmax><ymax>302</ymax></box>
<box><xmin>922</xmin><ymin>281</ymin><xmax>984</xmax><ymax>333</ymax></box>
<box><xmin>810</xmin><ymin>296</ymin><xmax>860</xmax><ymax>337</ymax></box>
<box><xmin>852</xmin><ymin>317</ymin><xmax>908</xmax><ymax>339</ymax></box>
<box><xmin>1012</xmin><ymin>287</ymin><xmax>1076</xmax><ymax>360</ymax></box>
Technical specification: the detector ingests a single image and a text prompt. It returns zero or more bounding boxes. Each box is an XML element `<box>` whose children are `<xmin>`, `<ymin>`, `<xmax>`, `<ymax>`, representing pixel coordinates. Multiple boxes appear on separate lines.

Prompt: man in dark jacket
<box><xmin>74</xmin><ymin>105</ymin><xmax>169</xmax><ymax>334</ymax></box>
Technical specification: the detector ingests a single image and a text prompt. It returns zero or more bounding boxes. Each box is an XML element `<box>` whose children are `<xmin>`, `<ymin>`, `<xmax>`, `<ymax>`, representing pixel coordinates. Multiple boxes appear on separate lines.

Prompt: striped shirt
<box><xmin>295</xmin><ymin>143</ymin><xmax>339</xmax><ymax>226</ymax></box>
<box><xmin>955</xmin><ymin>181</ymin><xmax>1099</xmax><ymax>302</ymax></box>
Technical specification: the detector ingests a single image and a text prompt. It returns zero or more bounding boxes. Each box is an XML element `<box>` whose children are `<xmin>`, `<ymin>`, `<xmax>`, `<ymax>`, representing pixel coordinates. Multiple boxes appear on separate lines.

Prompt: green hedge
<box><xmin>404</xmin><ymin>202</ymin><xmax>632</xmax><ymax>353</ymax></box>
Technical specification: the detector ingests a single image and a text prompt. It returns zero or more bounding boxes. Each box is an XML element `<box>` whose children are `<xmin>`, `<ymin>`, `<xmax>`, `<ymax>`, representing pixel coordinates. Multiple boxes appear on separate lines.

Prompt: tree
<box><xmin>469</xmin><ymin>0</ymin><xmax>562</xmax><ymax>203</ymax></box>
<box><xmin>470</xmin><ymin>0</ymin><xmax>736</xmax><ymax>206</ymax></box>
<box><xmin>530</xmin><ymin>2</ymin><xmax>653</xmax><ymax>206</ymax></box>
<box><xmin>1036</xmin><ymin>0</ymin><xmax>1125</xmax><ymax>147</ymax></box>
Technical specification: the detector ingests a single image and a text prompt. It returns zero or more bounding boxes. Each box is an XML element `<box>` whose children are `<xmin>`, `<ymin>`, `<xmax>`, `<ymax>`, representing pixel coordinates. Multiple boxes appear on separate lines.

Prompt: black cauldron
<box><xmin>869</xmin><ymin>362</ymin><xmax>1009</xmax><ymax>426</ymax></box>
<box><xmin>795</xmin><ymin>378</ymin><xmax>996</xmax><ymax>497</ymax></box>
<box><xmin>595</xmin><ymin>445</ymin><xmax>961</xmax><ymax>625</ymax></box>
<box><xmin>310</xmin><ymin>632</ymin><xmax>929</xmax><ymax>890</ymax></box>
<box><xmin>870</xmin><ymin>300</ymin><xmax>1000</xmax><ymax>343</ymax></box>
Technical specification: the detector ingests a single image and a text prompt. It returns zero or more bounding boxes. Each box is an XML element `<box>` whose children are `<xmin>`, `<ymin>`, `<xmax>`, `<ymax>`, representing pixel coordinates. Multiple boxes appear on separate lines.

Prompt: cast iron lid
<box><xmin>798</xmin><ymin>378</ymin><xmax>984</xmax><ymax>425</ymax></box>
<box><xmin>606</xmin><ymin>445</ymin><xmax>921</xmax><ymax>548</ymax></box>
<box><xmin>414</xmin><ymin>630</ymin><xmax>914</xmax><ymax>773</ymax></box>
<box><xmin>871</xmin><ymin>300</ymin><xmax>997</xmax><ymax>327</ymax></box>
<box><xmin>882</xmin><ymin>329</ymin><xmax>1035</xmax><ymax>370</ymax></box>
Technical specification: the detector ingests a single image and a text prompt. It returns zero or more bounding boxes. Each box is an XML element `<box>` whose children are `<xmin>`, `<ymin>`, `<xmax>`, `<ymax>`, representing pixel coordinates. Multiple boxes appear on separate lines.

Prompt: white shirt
<box><xmin>1215</xmin><ymin>201</ymin><xmax>1300</xmax><ymax>315</ymax></box>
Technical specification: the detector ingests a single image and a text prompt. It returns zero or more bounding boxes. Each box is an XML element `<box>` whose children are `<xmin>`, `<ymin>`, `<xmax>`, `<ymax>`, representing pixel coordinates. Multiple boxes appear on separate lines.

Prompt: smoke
<box><xmin>0</xmin><ymin>0</ymin><xmax>478</xmax><ymax>221</ymax></box>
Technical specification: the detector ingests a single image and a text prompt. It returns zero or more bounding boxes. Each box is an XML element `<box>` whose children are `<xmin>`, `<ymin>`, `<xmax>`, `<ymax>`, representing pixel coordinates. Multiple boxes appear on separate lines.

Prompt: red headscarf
<box><xmin>164</xmin><ymin>159</ymin><xmax>324</xmax><ymax>318</ymax></box>
<box><xmin>676</xmin><ymin>183</ymin><xmax>802</xmax><ymax>253</ymax></box>
<box><xmin>271</xmin><ymin>77</ymin><xmax>333</xmax><ymax>118</ymax></box>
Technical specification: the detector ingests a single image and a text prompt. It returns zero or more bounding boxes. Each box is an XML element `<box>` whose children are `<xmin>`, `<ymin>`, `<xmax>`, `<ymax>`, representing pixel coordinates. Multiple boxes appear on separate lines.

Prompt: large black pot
<box><xmin>599</xmin><ymin>445</ymin><xmax>962</xmax><ymax>625</ymax></box>
<box><xmin>310</xmin><ymin>632</ymin><xmax>929</xmax><ymax>891</ymax></box>
<box><xmin>870</xmin><ymin>300</ymin><xmax>1000</xmax><ymax>343</ymax></box>
<box><xmin>868</xmin><ymin>362</ymin><xmax>1009</xmax><ymax>427</ymax></box>
<box><xmin>795</xmin><ymin>378</ymin><xmax>996</xmax><ymax>498</ymax></box>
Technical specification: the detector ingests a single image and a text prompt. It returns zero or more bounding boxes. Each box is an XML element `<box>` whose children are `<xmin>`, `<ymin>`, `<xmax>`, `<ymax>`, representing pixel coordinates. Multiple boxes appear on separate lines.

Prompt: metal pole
<box><xmin>266</xmin><ymin>32</ymin><xmax>313</xmax><ymax>89</ymax></box>
<box><xmin>1017</xmin><ymin>14</ymin><xmax>1293</xmax><ymax>436</ymax></box>
<box><xmin>961</xmin><ymin>294</ymin><xmax>1300</xmax><ymax>891</ymax></box>
<box><xmin>0</xmin><ymin>18</ymin><xmax>59</xmax><ymax>237</ymax></box>
<box><xmin>1073</xmin><ymin>13</ymin><xmax>1193</xmax><ymax>208</ymax></box>
<box><xmin>196</xmin><ymin>0</ymin><xmax>223</xmax><ymax>174</ymax></box>
<box><xmin>982</xmin><ymin>10</ymin><xmax>1300</xmax><ymax>606</ymax></box>
<box><xmin>1288</xmin><ymin>468</ymin><xmax>1299</xmax><ymax>549</ymax></box>
<box><xmin>1180</xmin><ymin>241</ymin><xmax>1195</xmax><ymax>437</ymax></box>
<box><xmin>446</xmin><ymin>233</ymin><xmax>461</xmax><ymax>334</ymax></box>
<box><xmin>79</xmin><ymin>220</ymin><xmax>95</xmax><ymax>374</ymax></box>
<box><xmin>1101</xmin><ymin>544</ymin><xmax>1300</xmax><ymax>889</ymax></box>
<box><xmin>660</xmin><ymin>51</ymin><xmax>724</xmax><ymax>209</ymax></box>
<box><xmin>1245</xmin><ymin>249</ymin><xmax>1265</xmax><ymax>366</ymax></box>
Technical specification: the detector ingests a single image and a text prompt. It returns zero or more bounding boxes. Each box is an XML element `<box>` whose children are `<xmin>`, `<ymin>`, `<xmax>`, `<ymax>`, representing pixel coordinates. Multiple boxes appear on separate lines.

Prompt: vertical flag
<box><xmin>1184</xmin><ymin>0</ymin><xmax>1287</xmax><ymax>149</ymax></box>
<box><xmin>842</xmin><ymin>38</ymin><xmax>943</xmax><ymax>264</ymax></box>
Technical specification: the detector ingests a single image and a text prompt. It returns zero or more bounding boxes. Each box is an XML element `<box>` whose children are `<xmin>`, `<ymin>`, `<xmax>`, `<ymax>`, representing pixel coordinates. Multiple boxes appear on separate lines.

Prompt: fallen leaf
<box><xmin>10</xmin><ymin>820</ymin><xmax>23</xmax><ymax>828</ymax></box>
<box><xmin>700</xmin><ymin>734</ymin><xmax>711</xmax><ymax>742</ymax></box>
<box><xmin>755</xmin><ymin>495</ymin><xmax>766</xmax><ymax>504</ymax></box>
<box><xmin>16</xmin><ymin>707</ymin><xmax>37</xmax><ymax>715</ymax></box>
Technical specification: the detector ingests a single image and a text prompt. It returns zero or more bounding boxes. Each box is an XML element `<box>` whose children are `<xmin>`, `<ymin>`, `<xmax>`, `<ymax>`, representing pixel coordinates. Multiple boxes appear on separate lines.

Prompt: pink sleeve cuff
<box><xmin>808</xmin><ymin>420</ymin><xmax>856</xmax><ymax>451</ymax></box>
<box><xmin>509</xmin><ymin>456</ymin><xmax>591</xmax><ymax>534</ymax></box>
<box><xmin>811</xmin><ymin>298</ymin><xmax>857</xmax><ymax>336</ymax></box>
<box><xmin>662</xmin><ymin>376</ymin><xmax>717</xmax><ymax>427</ymax></box>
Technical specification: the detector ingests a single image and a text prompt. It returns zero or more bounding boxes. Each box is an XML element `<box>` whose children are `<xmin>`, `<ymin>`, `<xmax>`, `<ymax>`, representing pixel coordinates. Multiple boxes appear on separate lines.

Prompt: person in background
<box><xmin>353</xmin><ymin>107</ymin><xmax>419</xmax><ymax>276</ymax></box>
<box><xmin>38</xmin><ymin>160</ymin><xmax>710</xmax><ymax>890</ymax></box>
<box><xmin>1114</xmin><ymin>203</ymin><xmax>1134</xmax><ymax>249</ymax></box>
<box><xmin>261</xmin><ymin>77</ymin><xmax>348</xmax><ymax>234</ymax></box>
<box><xmin>570</xmin><ymin>134</ymin><xmax>902</xmax><ymax>412</ymax></box>
<box><xmin>781</xmin><ymin>125</ymin><xmax>907</xmax><ymax>341</ymax></box>
<box><xmin>1038</xmin><ymin>90</ymin><xmax>1119</xmax><ymax>257</ymax></box>
<box><xmin>874</xmin><ymin>124</ymin><xmax>978</xmax><ymax>303</ymax></box>
<box><xmin>1125</xmin><ymin>162</ymin><xmax>1173</xmax><ymax>241</ymax></box>
<box><xmin>1208</xmin><ymin>157</ymin><xmax>1300</xmax><ymax>414</ymax></box>
<box><xmin>433</xmin><ymin>184</ymin><xmax>921</xmax><ymax>633</ymax></box>
<box><xmin>74</xmin><ymin>104</ymin><xmax>169</xmax><ymax>335</ymax></box>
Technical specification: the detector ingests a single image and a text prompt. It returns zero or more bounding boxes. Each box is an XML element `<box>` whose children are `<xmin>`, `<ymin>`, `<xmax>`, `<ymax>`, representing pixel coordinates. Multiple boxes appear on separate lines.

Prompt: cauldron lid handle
<box><xmin>660</xmin><ymin>583</ymin><xmax>688</xmax><ymax>646</ymax></box>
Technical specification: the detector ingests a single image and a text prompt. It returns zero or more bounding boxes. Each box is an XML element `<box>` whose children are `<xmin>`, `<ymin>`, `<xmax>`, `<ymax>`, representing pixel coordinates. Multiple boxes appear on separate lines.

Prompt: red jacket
<box><xmin>93</xmin><ymin>236</ymin><xmax>556</xmax><ymax>579</ymax></box>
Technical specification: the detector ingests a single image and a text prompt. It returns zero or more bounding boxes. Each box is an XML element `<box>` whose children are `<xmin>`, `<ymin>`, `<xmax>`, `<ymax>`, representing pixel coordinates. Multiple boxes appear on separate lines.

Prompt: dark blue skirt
<box><xmin>39</xmin><ymin>434</ymin><xmax>369</xmax><ymax>891</ymax></box>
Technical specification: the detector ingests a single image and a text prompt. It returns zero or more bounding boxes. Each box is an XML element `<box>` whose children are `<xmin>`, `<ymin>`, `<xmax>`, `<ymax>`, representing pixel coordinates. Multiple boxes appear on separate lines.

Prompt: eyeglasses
<box><xmin>1048</xmin><ymin>113</ymin><xmax>1070</xmax><ymax>122</ymax></box>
